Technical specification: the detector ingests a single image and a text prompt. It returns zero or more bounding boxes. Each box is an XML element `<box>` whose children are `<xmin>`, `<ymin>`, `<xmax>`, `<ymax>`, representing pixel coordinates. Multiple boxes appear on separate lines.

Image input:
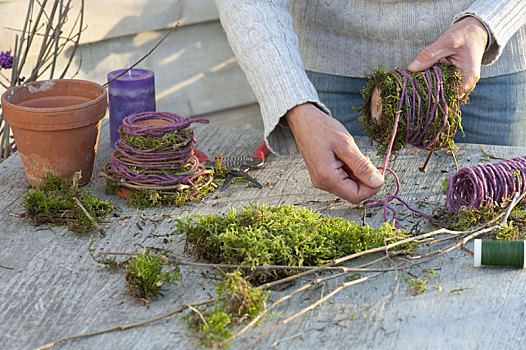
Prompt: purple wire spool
<box><xmin>109</xmin><ymin>111</ymin><xmax>209</xmax><ymax>187</ymax></box>
<box><xmin>370</xmin><ymin>64</ymin><xmax>456</xmax><ymax>226</ymax></box>
<box><xmin>445</xmin><ymin>156</ymin><xmax>526</xmax><ymax>214</ymax></box>
<box><xmin>121</xmin><ymin>111</ymin><xmax>208</xmax><ymax>137</ymax></box>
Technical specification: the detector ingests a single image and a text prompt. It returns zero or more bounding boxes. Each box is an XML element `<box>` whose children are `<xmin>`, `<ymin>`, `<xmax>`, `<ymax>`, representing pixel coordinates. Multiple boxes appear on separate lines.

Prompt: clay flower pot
<box><xmin>1</xmin><ymin>79</ymin><xmax>107</xmax><ymax>186</ymax></box>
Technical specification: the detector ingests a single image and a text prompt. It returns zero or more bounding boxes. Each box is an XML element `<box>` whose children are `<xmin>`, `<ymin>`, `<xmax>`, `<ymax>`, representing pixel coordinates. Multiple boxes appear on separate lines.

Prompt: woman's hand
<box><xmin>286</xmin><ymin>103</ymin><xmax>384</xmax><ymax>204</ymax></box>
<box><xmin>408</xmin><ymin>16</ymin><xmax>489</xmax><ymax>95</ymax></box>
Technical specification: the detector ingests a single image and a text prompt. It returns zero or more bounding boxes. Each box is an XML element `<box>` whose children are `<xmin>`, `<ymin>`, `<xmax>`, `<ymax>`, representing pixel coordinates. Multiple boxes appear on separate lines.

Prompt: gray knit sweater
<box><xmin>215</xmin><ymin>0</ymin><xmax>526</xmax><ymax>156</ymax></box>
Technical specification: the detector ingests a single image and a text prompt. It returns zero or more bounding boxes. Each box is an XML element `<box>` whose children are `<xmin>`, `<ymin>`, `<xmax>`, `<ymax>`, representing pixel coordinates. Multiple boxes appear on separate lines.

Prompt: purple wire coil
<box><xmin>445</xmin><ymin>156</ymin><xmax>526</xmax><ymax>214</ymax></box>
<box><xmin>110</xmin><ymin>112</ymin><xmax>209</xmax><ymax>187</ymax></box>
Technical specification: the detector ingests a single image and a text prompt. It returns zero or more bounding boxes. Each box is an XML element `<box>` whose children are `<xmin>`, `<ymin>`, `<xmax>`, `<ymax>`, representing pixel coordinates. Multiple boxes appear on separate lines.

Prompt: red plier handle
<box><xmin>253</xmin><ymin>141</ymin><xmax>270</xmax><ymax>162</ymax></box>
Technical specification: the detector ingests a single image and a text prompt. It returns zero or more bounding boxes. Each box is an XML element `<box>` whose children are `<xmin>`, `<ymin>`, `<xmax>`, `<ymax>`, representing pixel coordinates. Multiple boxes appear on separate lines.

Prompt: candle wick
<box><xmin>126</xmin><ymin>61</ymin><xmax>132</xmax><ymax>78</ymax></box>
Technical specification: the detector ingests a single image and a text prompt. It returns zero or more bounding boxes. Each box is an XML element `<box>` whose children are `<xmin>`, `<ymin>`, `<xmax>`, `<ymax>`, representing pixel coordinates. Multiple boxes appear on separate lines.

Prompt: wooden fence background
<box><xmin>0</xmin><ymin>0</ymin><xmax>263</xmax><ymax>129</ymax></box>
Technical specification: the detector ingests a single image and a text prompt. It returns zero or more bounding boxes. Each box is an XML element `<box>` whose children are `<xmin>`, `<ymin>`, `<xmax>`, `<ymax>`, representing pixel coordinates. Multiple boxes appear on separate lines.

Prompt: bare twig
<box><xmin>34</xmin><ymin>298</ymin><xmax>219</xmax><ymax>350</ymax></box>
<box><xmin>243</xmin><ymin>275</ymin><xmax>377</xmax><ymax>349</ymax></box>
<box><xmin>480</xmin><ymin>145</ymin><xmax>506</xmax><ymax>160</ymax></box>
<box><xmin>187</xmin><ymin>305</ymin><xmax>208</xmax><ymax>328</ymax></box>
<box><xmin>103</xmin><ymin>23</ymin><xmax>180</xmax><ymax>88</ymax></box>
<box><xmin>72</xmin><ymin>197</ymin><xmax>105</xmax><ymax>237</ymax></box>
<box><xmin>60</xmin><ymin>0</ymin><xmax>84</xmax><ymax>78</ymax></box>
<box><xmin>419</xmin><ymin>150</ymin><xmax>434</xmax><ymax>173</ymax></box>
<box><xmin>96</xmin><ymin>250</ymin><xmax>402</xmax><ymax>273</ymax></box>
<box><xmin>0</xmin><ymin>264</ymin><xmax>14</xmax><ymax>270</ymax></box>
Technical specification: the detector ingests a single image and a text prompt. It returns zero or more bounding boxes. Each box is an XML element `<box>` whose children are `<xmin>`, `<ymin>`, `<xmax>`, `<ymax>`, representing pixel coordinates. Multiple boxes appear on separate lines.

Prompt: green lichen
<box><xmin>22</xmin><ymin>172</ymin><xmax>114</xmax><ymax>233</ymax></box>
<box><xmin>358</xmin><ymin>62</ymin><xmax>464</xmax><ymax>156</ymax></box>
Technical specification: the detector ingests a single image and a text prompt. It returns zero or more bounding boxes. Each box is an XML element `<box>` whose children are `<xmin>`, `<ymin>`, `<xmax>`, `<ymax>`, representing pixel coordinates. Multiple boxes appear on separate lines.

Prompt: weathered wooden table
<box><xmin>1</xmin><ymin>119</ymin><xmax>526</xmax><ymax>350</ymax></box>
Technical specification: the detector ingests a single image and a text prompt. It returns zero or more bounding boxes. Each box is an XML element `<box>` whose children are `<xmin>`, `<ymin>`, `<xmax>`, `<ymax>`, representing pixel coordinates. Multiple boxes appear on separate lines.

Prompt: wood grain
<box><xmin>1</xmin><ymin>120</ymin><xmax>526</xmax><ymax>350</ymax></box>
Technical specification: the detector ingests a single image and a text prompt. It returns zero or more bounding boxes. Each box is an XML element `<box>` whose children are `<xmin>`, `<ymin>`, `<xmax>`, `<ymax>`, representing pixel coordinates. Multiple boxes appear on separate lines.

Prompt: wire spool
<box><xmin>359</xmin><ymin>62</ymin><xmax>464</xmax><ymax>156</ymax></box>
<box><xmin>474</xmin><ymin>239</ymin><xmax>526</xmax><ymax>268</ymax></box>
<box><xmin>101</xmin><ymin>112</ymin><xmax>213</xmax><ymax>199</ymax></box>
<box><xmin>445</xmin><ymin>156</ymin><xmax>526</xmax><ymax>213</ymax></box>
<box><xmin>357</xmin><ymin>63</ymin><xmax>466</xmax><ymax>226</ymax></box>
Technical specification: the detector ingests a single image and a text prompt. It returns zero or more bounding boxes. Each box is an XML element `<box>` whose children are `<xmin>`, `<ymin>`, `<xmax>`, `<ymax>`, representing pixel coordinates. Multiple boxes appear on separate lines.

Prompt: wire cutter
<box><xmin>193</xmin><ymin>141</ymin><xmax>270</xmax><ymax>191</ymax></box>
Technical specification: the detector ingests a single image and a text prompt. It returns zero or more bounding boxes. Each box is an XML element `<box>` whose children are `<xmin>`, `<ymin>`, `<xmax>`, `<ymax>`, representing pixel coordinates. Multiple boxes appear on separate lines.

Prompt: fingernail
<box><xmin>370</xmin><ymin>170</ymin><xmax>384</xmax><ymax>187</ymax></box>
<box><xmin>408</xmin><ymin>59</ymin><xmax>420</xmax><ymax>71</ymax></box>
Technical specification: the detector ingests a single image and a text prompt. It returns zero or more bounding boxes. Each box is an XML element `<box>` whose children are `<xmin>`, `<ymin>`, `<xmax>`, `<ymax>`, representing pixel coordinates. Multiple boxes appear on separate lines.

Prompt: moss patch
<box><xmin>22</xmin><ymin>172</ymin><xmax>114</xmax><ymax>233</ymax></box>
<box><xmin>185</xmin><ymin>271</ymin><xmax>268</xmax><ymax>348</ymax></box>
<box><xmin>176</xmin><ymin>203</ymin><xmax>412</xmax><ymax>283</ymax></box>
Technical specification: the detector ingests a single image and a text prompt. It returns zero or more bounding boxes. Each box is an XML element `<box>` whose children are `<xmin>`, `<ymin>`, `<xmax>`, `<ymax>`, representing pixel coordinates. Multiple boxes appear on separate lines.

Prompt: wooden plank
<box><xmin>0</xmin><ymin>0</ymin><xmax>219</xmax><ymax>50</ymax></box>
<box><xmin>1</xmin><ymin>120</ymin><xmax>526</xmax><ymax>349</ymax></box>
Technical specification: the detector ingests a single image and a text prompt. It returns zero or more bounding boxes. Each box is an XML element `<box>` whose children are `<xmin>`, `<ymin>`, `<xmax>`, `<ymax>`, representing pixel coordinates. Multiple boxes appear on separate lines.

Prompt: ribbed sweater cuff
<box><xmin>455</xmin><ymin>0</ymin><xmax>526</xmax><ymax>65</ymax></box>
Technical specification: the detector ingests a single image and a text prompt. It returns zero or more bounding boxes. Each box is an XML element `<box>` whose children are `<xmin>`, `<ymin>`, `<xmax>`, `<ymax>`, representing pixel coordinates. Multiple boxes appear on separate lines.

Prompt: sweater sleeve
<box><xmin>455</xmin><ymin>0</ymin><xmax>526</xmax><ymax>65</ymax></box>
<box><xmin>214</xmin><ymin>0</ymin><xmax>330</xmax><ymax>156</ymax></box>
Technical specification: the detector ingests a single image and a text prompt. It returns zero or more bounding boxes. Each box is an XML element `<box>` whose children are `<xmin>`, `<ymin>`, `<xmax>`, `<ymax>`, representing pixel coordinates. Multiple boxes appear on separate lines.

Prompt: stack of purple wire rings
<box><xmin>110</xmin><ymin>112</ymin><xmax>209</xmax><ymax>191</ymax></box>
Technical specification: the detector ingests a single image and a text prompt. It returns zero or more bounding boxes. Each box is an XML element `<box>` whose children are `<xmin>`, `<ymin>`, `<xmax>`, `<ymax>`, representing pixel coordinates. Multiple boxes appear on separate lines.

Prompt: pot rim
<box><xmin>1</xmin><ymin>79</ymin><xmax>107</xmax><ymax>113</ymax></box>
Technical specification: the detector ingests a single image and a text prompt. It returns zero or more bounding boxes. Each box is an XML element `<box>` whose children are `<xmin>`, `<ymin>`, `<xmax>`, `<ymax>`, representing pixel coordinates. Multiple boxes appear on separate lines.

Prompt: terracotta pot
<box><xmin>1</xmin><ymin>79</ymin><xmax>107</xmax><ymax>186</ymax></box>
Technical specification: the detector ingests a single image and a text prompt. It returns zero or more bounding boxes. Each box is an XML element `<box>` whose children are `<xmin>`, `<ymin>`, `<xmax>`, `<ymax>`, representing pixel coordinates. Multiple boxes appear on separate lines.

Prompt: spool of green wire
<box><xmin>474</xmin><ymin>239</ymin><xmax>526</xmax><ymax>268</ymax></box>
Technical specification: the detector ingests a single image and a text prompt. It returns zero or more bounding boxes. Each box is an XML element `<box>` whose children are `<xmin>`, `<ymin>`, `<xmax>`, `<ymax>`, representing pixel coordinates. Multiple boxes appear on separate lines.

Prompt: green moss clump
<box><xmin>177</xmin><ymin>203</ymin><xmax>411</xmax><ymax>283</ymax></box>
<box><xmin>125</xmin><ymin>179</ymin><xmax>217</xmax><ymax>209</ymax></box>
<box><xmin>22</xmin><ymin>172</ymin><xmax>114</xmax><ymax>233</ymax></box>
<box><xmin>125</xmin><ymin>251</ymin><xmax>180</xmax><ymax>302</ymax></box>
<box><xmin>185</xmin><ymin>271</ymin><xmax>268</xmax><ymax>348</ymax></box>
<box><xmin>88</xmin><ymin>239</ymin><xmax>180</xmax><ymax>303</ymax></box>
<box><xmin>358</xmin><ymin>62</ymin><xmax>464</xmax><ymax>156</ymax></box>
<box><xmin>120</xmin><ymin>127</ymin><xmax>193</xmax><ymax>151</ymax></box>
<box><xmin>445</xmin><ymin>203</ymin><xmax>526</xmax><ymax>241</ymax></box>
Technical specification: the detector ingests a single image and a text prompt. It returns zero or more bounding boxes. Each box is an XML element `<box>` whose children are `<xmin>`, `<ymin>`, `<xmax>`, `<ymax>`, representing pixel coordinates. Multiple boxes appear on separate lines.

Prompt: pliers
<box><xmin>193</xmin><ymin>141</ymin><xmax>270</xmax><ymax>191</ymax></box>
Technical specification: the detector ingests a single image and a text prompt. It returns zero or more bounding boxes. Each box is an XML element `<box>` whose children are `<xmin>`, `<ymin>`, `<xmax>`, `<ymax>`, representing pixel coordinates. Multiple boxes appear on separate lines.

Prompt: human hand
<box><xmin>285</xmin><ymin>103</ymin><xmax>384</xmax><ymax>204</ymax></box>
<box><xmin>407</xmin><ymin>16</ymin><xmax>489</xmax><ymax>96</ymax></box>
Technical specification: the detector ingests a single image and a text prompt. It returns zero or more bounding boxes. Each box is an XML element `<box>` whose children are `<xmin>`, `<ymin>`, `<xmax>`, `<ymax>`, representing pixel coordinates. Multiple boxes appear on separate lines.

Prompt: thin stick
<box><xmin>258</xmin><ymin>227</ymin><xmax>464</xmax><ymax>291</ymax></box>
<box><xmin>244</xmin><ymin>275</ymin><xmax>377</xmax><ymax>350</ymax></box>
<box><xmin>187</xmin><ymin>304</ymin><xmax>208</xmax><ymax>327</ymax></box>
<box><xmin>419</xmin><ymin>150</ymin><xmax>434</xmax><ymax>173</ymax></box>
<box><xmin>59</xmin><ymin>0</ymin><xmax>84</xmax><ymax>79</ymax></box>
<box><xmin>502</xmin><ymin>192</ymin><xmax>520</xmax><ymax>224</ymax></box>
<box><xmin>97</xmin><ymin>251</ymin><xmax>140</xmax><ymax>257</ymax></box>
<box><xmin>0</xmin><ymin>264</ymin><xmax>14</xmax><ymax>270</ymax></box>
<box><xmin>103</xmin><ymin>23</ymin><xmax>180</xmax><ymax>88</ymax></box>
<box><xmin>72</xmin><ymin>197</ymin><xmax>105</xmax><ymax>237</ymax></box>
<box><xmin>96</xmin><ymin>251</ymin><xmax>400</xmax><ymax>273</ymax></box>
<box><xmin>33</xmin><ymin>298</ymin><xmax>218</xmax><ymax>350</ymax></box>
<box><xmin>480</xmin><ymin>145</ymin><xmax>506</xmax><ymax>160</ymax></box>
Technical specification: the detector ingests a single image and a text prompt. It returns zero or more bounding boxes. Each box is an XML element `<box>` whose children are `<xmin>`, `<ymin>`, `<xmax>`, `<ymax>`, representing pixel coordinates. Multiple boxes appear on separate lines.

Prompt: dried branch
<box><xmin>72</xmin><ymin>197</ymin><xmax>105</xmax><ymax>237</ymax></box>
<box><xmin>103</xmin><ymin>23</ymin><xmax>180</xmax><ymax>88</ymax></box>
<box><xmin>33</xmin><ymin>298</ymin><xmax>219</xmax><ymax>350</ymax></box>
<box><xmin>243</xmin><ymin>274</ymin><xmax>377</xmax><ymax>350</ymax></box>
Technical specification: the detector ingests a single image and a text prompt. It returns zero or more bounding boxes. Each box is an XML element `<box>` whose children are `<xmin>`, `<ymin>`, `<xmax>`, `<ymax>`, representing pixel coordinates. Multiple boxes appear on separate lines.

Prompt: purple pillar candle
<box><xmin>107</xmin><ymin>68</ymin><xmax>156</xmax><ymax>147</ymax></box>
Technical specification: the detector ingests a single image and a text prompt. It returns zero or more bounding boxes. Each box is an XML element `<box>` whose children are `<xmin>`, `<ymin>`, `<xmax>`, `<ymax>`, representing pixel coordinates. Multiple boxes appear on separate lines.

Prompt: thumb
<box><xmin>339</xmin><ymin>143</ymin><xmax>384</xmax><ymax>189</ymax></box>
<box><xmin>408</xmin><ymin>41</ymin><xmax>453</xmax><ymax>72</ymax></box>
